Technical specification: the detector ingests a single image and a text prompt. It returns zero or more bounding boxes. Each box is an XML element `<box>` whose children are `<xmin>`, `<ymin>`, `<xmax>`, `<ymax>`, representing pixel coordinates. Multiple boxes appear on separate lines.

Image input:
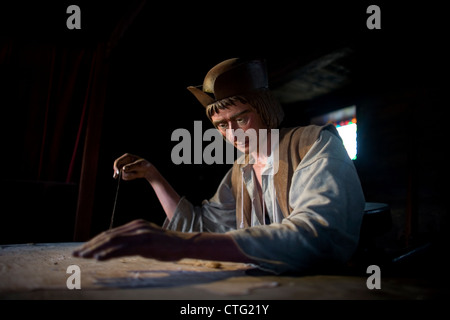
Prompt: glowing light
<box><xmin>310</xmin><ymin>105</ymin><xmax>358</xmax><ymax>161</ymax></box>
<box><xmin>336</xmin><ymin>122</ymin><xmax>357</xmax><ymax>160</ymax></box>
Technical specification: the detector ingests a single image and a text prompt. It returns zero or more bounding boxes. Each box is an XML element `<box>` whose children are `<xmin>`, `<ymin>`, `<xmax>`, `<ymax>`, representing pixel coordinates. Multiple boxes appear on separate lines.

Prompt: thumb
<box><xmin>113</xmin><ymin>168</ymin><xmax>120</xmax><ymax>179</ymax></box>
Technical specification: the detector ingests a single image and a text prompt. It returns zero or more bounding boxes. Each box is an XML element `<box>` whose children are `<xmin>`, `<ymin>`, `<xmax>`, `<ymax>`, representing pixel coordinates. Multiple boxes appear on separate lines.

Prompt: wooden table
<box><xmin>0</xmin><ymin>242</ymin><xmax>441</xmax><ymax>301</ymax></box>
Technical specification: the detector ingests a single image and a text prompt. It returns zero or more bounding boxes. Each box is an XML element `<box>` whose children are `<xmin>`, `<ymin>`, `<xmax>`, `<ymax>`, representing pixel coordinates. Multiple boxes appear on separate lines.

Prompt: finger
<box><xmin>94</xmin><ymin>243</ymin><xmax>132</xmax><ymax>261</ymax></box>
<box><xmin>122</xmin><ymin>159</ymin><xmax>150</xmax><ymax>180</ymax></box>
<box><xmin>94</xmin><ymin>226</ymin><xmax>163</xmax><ymax>261</ymax></box>
<box><xmin>74</xmin><ymin>232</ymin><xmax>128</xmax><ymax>258</ymax></box>
<box><xmin>73</xmin><ymin>220</ymin><xmax>150</xmax><ymax>257</ymax></box>
<box><xmin>122</xmin><ymin>159</ymin><xmax>147</xmax><ymax>171</ymax></box>
<box><xmin>76</xmin><ymin>225</ymin><xmax>153</xmax><ymax>259</ymax></box>
<box><xmin>113</xmin><ymin>153</ymin><xmax>139</xmax><ymax>178</ymax></box>
<box><xmin>113</xmin><ymin>154</ymin><xmax>135</xmax><ymax>178</ymax></box>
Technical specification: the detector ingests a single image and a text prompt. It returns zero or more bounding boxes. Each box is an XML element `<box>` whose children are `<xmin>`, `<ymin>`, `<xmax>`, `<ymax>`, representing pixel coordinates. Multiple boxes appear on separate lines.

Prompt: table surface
<box><xmin>0</xmin><ymin>242</ymin><xmax>442</xmax><ymax>300</ymax></box>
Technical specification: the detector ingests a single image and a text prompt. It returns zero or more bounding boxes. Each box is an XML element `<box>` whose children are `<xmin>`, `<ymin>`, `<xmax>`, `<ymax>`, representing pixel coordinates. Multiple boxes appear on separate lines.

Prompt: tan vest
<box><xmin>231</xmin><ymin>124</ymin><xmax>338</xmax><ymax>228</ymax></box>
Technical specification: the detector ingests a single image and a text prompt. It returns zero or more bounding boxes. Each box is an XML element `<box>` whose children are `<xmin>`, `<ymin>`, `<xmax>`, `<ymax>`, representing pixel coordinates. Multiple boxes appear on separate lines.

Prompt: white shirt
<box><xmin>163</xmin><ymin>129</ymin><xmax>365</xmax><ymax>274</ymax></box>
<box><xmin>240</xmin><ymin>152</ymin><xmax>284</xmax><ymax>227</ymax></box>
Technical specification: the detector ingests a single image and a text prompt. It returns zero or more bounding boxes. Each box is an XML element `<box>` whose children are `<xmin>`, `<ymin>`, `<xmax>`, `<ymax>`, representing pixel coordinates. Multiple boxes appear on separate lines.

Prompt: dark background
<box><xmin>0</xmin><ymin>0</ymin><xmax>446</xmax><ymax>274</ymax></box>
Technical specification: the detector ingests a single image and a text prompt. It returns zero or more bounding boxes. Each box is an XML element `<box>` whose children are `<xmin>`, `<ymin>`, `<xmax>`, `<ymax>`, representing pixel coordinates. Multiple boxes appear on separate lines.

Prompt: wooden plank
<box><xmin>73</xmin><ymin>44</ymin><xmax>109</xmax><ymax>241</ymax></box>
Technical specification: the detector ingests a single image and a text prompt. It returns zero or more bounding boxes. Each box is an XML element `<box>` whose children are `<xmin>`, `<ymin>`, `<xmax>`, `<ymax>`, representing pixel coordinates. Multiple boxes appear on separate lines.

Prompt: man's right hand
<box><xmin>112</xmin><ymin>153</ymin><xmax>180</xmax><ymax>220</ymax></box>
<box><xmin>113</xmin><ymin>153</ymin><xmax>153</xmax><ymax>181</ymax></box>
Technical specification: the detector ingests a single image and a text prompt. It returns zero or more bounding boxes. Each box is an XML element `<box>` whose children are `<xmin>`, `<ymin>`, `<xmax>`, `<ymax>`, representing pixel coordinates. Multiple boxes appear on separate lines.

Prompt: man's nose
<box><xmin>226</xmin><ymin>128</ymin><xmax>235</xmax><ymax>142</ymax></box>
<box><xmin>229</xmin><ymin>121</ymin><xmax>240</xmax><ymax>131</ymax></box>
<box><xmin>226</xmin><ymin>123</ymin><xmax>238</xmax><ymax>142</ymax></box>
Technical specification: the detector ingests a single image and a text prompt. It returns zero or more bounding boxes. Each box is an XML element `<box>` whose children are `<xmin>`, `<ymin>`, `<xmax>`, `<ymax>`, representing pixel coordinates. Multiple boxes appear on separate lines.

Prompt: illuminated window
<box><xmin>311</xmin><ymin>105</ymin><xmax>357</xmax><ymax>160</ymax></box>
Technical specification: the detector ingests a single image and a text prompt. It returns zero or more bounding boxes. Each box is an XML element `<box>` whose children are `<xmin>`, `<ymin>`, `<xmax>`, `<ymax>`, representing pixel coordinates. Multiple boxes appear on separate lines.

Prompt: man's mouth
<box><xmin>235</xmin><ymin>141</ymin><xmax>247</xmax><ymax>148</ymax></box>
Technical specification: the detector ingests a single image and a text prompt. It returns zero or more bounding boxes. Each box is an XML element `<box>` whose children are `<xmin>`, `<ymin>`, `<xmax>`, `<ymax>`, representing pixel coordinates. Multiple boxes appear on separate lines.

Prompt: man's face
<box><xmin>211</xmin><ymin>101</ymin><xmax>267</xmax><ymax>153</ymax></box>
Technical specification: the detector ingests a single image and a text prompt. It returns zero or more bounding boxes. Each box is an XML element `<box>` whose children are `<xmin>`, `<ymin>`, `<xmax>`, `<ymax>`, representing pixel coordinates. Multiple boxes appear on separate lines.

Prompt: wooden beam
<box><xmin>73</xmin><ymin>44</ymin><xmax>109</xmax><ymax>241</ymax></box>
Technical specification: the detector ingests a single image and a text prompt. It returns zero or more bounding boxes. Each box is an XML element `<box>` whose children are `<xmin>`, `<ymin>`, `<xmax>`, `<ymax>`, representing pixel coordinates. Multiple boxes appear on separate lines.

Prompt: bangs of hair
<box><xmin>206</xmin><ymin>89</ymin><xmax>284</xmax><ymax>129</ymax></box>
<box><xmin>206</xmin><ymin>96</ymin><xmax>247</xmax><ymax>120</ymax></box>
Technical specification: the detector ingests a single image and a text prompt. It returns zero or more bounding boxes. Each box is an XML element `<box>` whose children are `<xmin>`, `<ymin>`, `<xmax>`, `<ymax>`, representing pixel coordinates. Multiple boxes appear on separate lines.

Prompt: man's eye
<box><xmin>218</xmin><ymin>123</ymin><xmax>228</xmax><ymax>129</ymax></box>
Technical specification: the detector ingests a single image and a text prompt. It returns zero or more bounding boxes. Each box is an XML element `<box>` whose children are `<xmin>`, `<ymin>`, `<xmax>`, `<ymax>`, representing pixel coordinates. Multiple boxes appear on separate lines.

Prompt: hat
<box><xmin>187</xmin><ymin>58</ymin><xmax>269</xmax><ymax>107</ymax></box>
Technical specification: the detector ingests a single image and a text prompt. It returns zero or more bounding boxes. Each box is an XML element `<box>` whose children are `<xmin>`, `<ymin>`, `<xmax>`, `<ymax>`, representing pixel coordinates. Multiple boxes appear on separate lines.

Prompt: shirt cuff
<box><xmin>162</xmin><ymin>196</ymin><xmax>203</xmax><ymax>232</ymax></box>
<box><xmin>227</xmin><ymin>227</ymin><xmax>294</xmax><ymax>274</ymax></box>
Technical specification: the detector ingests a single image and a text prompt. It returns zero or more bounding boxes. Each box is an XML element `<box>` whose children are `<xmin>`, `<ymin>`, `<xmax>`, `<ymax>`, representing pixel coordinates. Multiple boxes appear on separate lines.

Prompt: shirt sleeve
<box><xmin>162</xmin><ymin>167</ymin><xmax>237</xmax><ymax>233</ymax></box>
<box><xmin>227</xmin><ymin>130</ymin><xmax>366</xmax><ymax>274</ymax></box>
